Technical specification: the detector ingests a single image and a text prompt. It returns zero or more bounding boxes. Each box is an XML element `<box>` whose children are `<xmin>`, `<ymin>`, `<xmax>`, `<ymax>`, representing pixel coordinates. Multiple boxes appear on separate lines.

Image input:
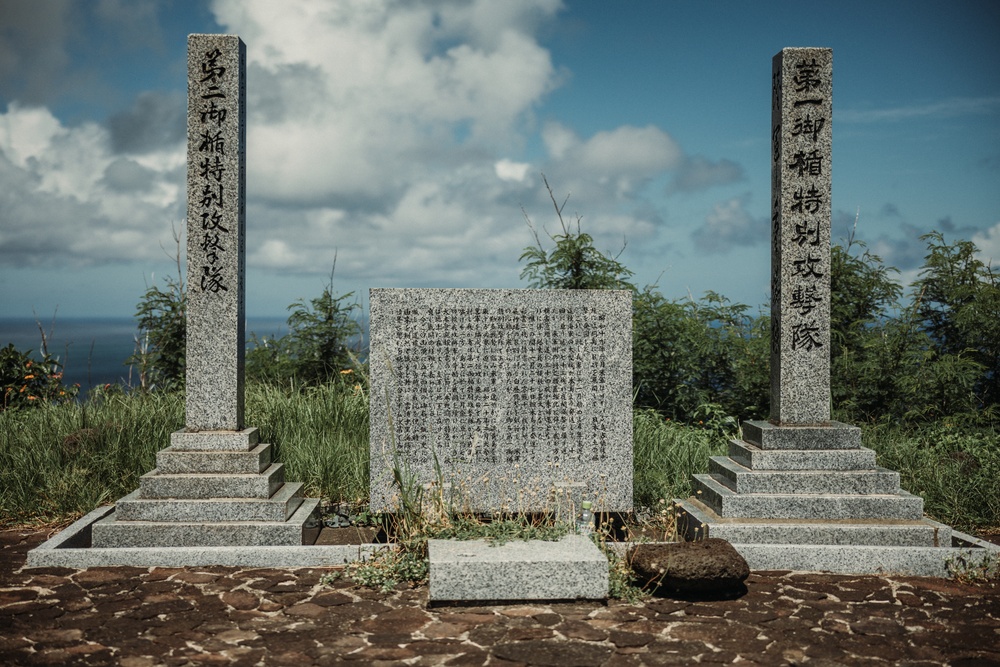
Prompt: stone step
<box><xmin>708</xmin><ymin>457</ymin><xmax>901</xmax><ymax>495</ymax></box>
<box><xmin>428</xmin><ymin>535</ymin><xmax>608</xmax><ymax>602</ymax></box>
<box><xmin>114</xmin><ymin>484</ymin><xmax>305</xmax><ymax>523</ymax></box>
<box><xmin>728</xmin><ymin>440</ymin><xmax>877</xmax><ymax>471</ymax></box>
<box><xmin>139</xmin><ymin>463</ymin><xmax>284</xmax><ymax>500</ymax></box>
<box><xmin>742</xmin><ymin>420</ymin><xmax>861</xmax><ymax>450</ymax></box>
<box><xmin>91</xmin><ymin>498</ymin><xmax>320</xmax><ymax>548</ymax></box>
<box><xmin>156</xmin><ymin>442</ymin><xmax>272</xmax><ymax>475</ymax></box>
<box><xmin>676</xmin><ymin>497</ymin><xmax>949</xmax><ymax>547</ymax></box>
<box><xmin>691</xmin><ymin>474</ymin><xmax>924</xmax><ymax>520</ymax></box>
<box><xmin>730</xmin><ymin>542</ymin><xmax>994</xmax><ymax>577</ymax></box>
<box><xmin>169</xmin><ymin>427</ymin><xmax>259</xmax><ymax>452</ymax></box>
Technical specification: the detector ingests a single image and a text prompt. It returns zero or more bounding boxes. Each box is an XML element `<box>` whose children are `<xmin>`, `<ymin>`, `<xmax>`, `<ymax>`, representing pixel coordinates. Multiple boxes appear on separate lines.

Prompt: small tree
<box><xmin>128</xmin><ymin>274</ymin><xmax>186</xmax><ymax>390</ymax></box>
<box><xmin>519</xmin><ymin>175</ymin><xmax>634</xmax><ymax>291</ymax></box>
<box><xmin>247</xmin><ymin>265</ymin><xmax>362</xmax><ymax>386</ymax></box>
<box><xmin>914</xmin><ymin>231</ymin><xmax>1000</xmax><ymax>410</ymax></box>
<box><xmin>128</xmin><ymin>226</ymin><xmax>187</xmax><ymax>391</ymax></box>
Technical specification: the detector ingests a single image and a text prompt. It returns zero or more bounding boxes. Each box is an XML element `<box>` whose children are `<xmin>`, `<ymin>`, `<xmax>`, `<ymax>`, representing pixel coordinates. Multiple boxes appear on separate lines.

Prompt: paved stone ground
<box><xmin>2</xmin><ymin>528</ymin><xmax>998</xmax><ymax>666</ymax></box>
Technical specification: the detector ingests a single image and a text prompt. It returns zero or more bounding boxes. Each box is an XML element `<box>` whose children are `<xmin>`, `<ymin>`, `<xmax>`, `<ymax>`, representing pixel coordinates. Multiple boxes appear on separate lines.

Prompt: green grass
<box><xmin>249</xmin><ymin>382</ymin><xmax>369</xmax><ymax>504</ymax></box>
<box><xmin>632</xmin><ymin>408</ymin><xmax>729</xmax><ymax>507</ymax></box>
<box><xmin>0</xmin><ymin>387</ymin><xmax>181</xmax><ymax>526</ymax></box>
<box><xmin>1</xmin><ymin>387</ymin><xmax>997</xmax><ymax>535</ymax></box>
<box><xmin>864</xmin><ymin>421</ymin><xmax>1000</xmax><ymax>534</ymax></box>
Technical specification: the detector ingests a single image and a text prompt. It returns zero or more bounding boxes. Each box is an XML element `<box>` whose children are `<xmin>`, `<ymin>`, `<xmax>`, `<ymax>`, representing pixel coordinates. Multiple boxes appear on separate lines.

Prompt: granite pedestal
<box><xmin>428</xmin><ymin>535</ymin><xmax>609</xmax><ymax>602</ymax></box>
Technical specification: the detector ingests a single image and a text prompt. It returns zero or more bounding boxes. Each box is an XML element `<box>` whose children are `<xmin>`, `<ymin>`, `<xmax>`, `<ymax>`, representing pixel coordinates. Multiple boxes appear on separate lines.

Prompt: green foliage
<box><xmin>1</xmin><ymin>344</ymin><xmax>79</xmax><ymax>412</ymax></box>
<box><xmin>0</xmin><ymin>381</ymin><xmax>369</xmax><ymax>526</ymax></box>
<box><xmin>432</xmin><ymin>514</ymin><xmax>572</xmax><ymax>545</ymax></box>
<box><xmin>830</xmin><ymin>232</ymin><xmax>992</xmax><ymax>425</ymax></box>
<box><xmin>249</xmin><ymin>381</ymin><xmax>369</xmax><ymax>503</ymax></box>
<box><xmin>128</xmin><ymin>274</ymin><xmax>186</xmax><ymax>390</ymax></box>
<box><xmin>632</xmin><ymin>409</ymin><xmax>728</xmax><ymax>508</ymax></box>
<box><xmin>519</xmin><ymin>176</ymin><xmax>634</xmax><ymax>291</ymax></box>
<box><xmin>866</xmin><ymin>422</ymin><xmax>1000</xmax><ymax>532</ymax></box>
<box><xmin>0</xmin><ymin>387</ymin><xmax>181</xmax><ymax>525</ymax></box>
<box><xmin>632</xmin><ymin>289</ymin><xmax>769</xmax><ymax>422</ymax></box>
<box><xmin>603</xmin><ymin>545</ymin><xmax>650</xmax><ymax>603</ymax></box>
<box><xmin>947</xmin><ymin>550</ymin><xmax>1000</xmax><ymax>584</ymax></box>
<box><xmin>326</xmin><ymin>547</ymin><xmax>430</xmax><ymax>593</ymax></box>
<box><xmin>914</xmin><ymin>231</ymin><xmax>1000</xmax><ymax>410</ymax></box>
<box><xmin>247</xmin><ymin>270</ymin><xmax>362</xmax><ymax>385</ymax></box>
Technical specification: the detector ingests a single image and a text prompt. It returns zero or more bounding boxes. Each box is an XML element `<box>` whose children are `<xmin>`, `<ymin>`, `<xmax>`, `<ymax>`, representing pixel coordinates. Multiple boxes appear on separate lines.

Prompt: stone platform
<box><xmin>428</xmin><ymin>535</ymin><xmax>608</xmax><ymax>602</ymax></box>
<box><xmin>6</xmin><ymin>526</ymin><xmax>1000</xmax><ymax>666</ymax></box>
<box><xmin>49</xmin><ymin>428</ymin><xmax>331</xmax><ymax>565</ymax></box>
<box><xmin>674</xmin><ymin>420</ymin><xmax>999</xmax><ymax>576</ymax></box>
<box><xmin>27</xmin><ymin>505</ymin><xmax>389</xmax><ymax>568</ymax></box>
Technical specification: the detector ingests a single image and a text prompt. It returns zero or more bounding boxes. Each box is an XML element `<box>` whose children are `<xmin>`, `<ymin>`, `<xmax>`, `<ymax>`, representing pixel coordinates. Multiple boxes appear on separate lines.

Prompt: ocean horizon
<box><xmin>1</xmin><ymin>316</ymin><xmax>291</xmax><ymax>393</ymax></box>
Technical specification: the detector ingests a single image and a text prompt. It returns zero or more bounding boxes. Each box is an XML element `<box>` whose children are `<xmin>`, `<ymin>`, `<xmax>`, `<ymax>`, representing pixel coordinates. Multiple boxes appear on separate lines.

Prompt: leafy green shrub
<box><xmin>519</xmin><ymin>175</ymin><xmax>634</xmax><ymax>291</ymax></box>
<box><xmin>1</xmin><ymin>344</ymin><xmax>78</xmax><ymax>412</ymax></box>
<box><xmin>128</xmin><ymin>274</ymin><xmax>186</xmax><ymax>390</ymax></box>
<box><xmin>914</xmin><ymin>231</ymin><xmax>1000</xmax><ymax>411</ymax></box>
<box><xmin>247</xmin><ymin>271</ymin><xmax>362</xmax><ymax>385</ymax></box>
<box><xmin>830</xmin><ymin>233</ymin><xmax>992</xmax><ymax>425</ymax></box>
<box><xmin>632</xmin><ymin>290</ymin><xmax>769</xmax><ymax>421</ymax></box>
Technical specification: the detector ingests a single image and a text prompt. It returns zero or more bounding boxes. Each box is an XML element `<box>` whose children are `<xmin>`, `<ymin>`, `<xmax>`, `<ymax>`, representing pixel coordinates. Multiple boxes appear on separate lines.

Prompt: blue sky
<box><xmin>1</xmin><ymin>0</ymin><xmax>998</xmax><ymax>319</ymax></box>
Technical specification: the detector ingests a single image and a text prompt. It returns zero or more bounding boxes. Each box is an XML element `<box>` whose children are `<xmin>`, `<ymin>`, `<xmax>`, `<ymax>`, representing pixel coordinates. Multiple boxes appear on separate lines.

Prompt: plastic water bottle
<box><xmin>576</xmin><ymin>501</ymin><xmax>594</xmax><ymax>536</ymax></box>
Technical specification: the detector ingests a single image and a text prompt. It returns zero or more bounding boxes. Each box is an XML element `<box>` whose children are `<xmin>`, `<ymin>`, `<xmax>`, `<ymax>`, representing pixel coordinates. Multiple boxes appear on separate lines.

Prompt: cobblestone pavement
<box><xmin>2</xmin><ymin>528</ymin><xmax>999</xmax><ymax>666</ymax></box>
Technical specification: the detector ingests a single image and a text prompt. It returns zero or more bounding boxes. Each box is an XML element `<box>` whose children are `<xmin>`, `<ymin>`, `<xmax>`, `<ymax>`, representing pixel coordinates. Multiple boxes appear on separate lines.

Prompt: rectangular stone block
<box><xmin>770</xmin><ymin>47</ymin><xmax>833</xmax><ymax>425</ymax></box>
<box><xmin>729</xmin><ymin>543</ymin><xmax>996</xmax><ymax>577</ymax></box>
<box><xmin>728</xmin><ymin>440</ymin><xmax>877</xmax><ymax>471</ymax></box>
<box><xmin>676</xmin><ymin>498</ymin><xmax>949</xmax><ymax>547</ymax></box>
<box><xmin>157</xmin><ymin>442</ymin><xmax>271</xmax><ymax>474</ymax></box>
<box><xmin>708</xmin><ymin>457</ymin><xmax>900</xmax><ymax>495</ymax></box>
<box><xmin>139</xmin><ymin>463</ymin><xmax>284</xmax><ymax>499</ymax></box>
<box><xmin>170</xmin><ymin>428</ymin><xmax>259</xmax><ymax>452</ymax></box>
<box><xmin>428</xmin><ymin>535</ymin><xmax>608</xmax><ymax>601</ymax></box>
<box><xmin>743</xmin><ymin>420</ymin><xmax>860</xmax><ymax>450</ymax></box>
<box><xmin>91</xmin><ymin>498</ymin><xmax>320</xmax><ymax>548</ymax></box>
<box><xmin>369</xmin><ymin>288</ymin><xmax>633</xmax><ymax>513</ymax></box>
<box><xmin>185</xmin><ymin>34</ymin><xmax>247</xmax><ymax>431</ymax></box>
<box><xmin>692</xmin><ymin>474</ymin><xmax>924</xmax><ymax>520</ymax></box>
<box><xmin>113</xmin><ymin>485</ymin><xmax>304</xmax><ymax>523</ymax></box>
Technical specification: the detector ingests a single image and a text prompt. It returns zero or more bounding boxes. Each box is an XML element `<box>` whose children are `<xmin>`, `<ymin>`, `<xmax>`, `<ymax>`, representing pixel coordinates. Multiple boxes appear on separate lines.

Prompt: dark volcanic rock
<box><xmin>629</xmin><ymin>539</ymin><xmax>750</xmax><ymax>594</ymax></box>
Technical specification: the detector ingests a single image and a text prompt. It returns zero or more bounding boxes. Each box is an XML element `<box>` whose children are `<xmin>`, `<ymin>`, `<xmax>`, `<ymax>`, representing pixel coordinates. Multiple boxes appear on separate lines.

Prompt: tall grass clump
<box><xmin>865</xmin><ymin>422</ymin><xmax>1000</xmax><ymax>533</ymax></box>
<box><xmin>247</xmin><ymin>379</ymin><xmax>369</xmax><ymax>504</ymax></box>
<box><xmin>632</xmin><ymin>408</ymin><xmax>729</xmax><ymax>508</ymax></box>
<box><xmin>0</xmin><ymin>387</ymin><xmax>183</xmax><ymax>526</ymax></box>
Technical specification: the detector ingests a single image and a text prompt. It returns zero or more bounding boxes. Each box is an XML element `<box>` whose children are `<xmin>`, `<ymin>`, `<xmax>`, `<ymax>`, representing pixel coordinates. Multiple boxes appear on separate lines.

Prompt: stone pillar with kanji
<box><xmin>89</xmin><ymin>35</ymin><xmax>319</xmax><ymax>553</ymax></box>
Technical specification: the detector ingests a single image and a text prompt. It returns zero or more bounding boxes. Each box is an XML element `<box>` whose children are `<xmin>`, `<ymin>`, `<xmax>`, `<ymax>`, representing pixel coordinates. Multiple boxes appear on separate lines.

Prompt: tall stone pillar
<box><xmin>769</xmin><ymin>48</ymin><xmax>833</xmax><ymax>425</ymax></box>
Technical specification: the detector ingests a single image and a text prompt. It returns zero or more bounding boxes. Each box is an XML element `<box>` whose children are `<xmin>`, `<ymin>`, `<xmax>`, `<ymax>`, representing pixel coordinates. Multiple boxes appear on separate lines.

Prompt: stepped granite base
<box><xmin>27</xmin><ymin>505</ymin><xmax>392</xmax><ymax>568</ymax></box>
<box><xmin>674</xmin><ymin>419</ymin><xmax>1000</xmax><ymax>576</ymax></box>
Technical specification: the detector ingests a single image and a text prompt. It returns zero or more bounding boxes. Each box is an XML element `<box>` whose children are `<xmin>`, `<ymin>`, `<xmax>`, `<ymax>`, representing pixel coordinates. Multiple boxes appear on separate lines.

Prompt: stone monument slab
<box><xmin>770</xmin><ymin>47</ymin><xmax>833</xmax><ymax>425</ymax></box>
<box><xmin>77</xmin><ymin>34</ymin><xmax>319</xmax><ymax>556</ymax></box>
<box><xmin>369</xmin><ymin>288</ymin><xmax>632</xmax><ymax>514</ymax></box>
<box><xmin>185</xmin><ymin>34</ymin><xmax>247</xmax><ymax>431</ymax></box>
<box><xmin>673</xmin><ymin>47</ymin><xmax>999</xmax><ymax>575</ymax></box>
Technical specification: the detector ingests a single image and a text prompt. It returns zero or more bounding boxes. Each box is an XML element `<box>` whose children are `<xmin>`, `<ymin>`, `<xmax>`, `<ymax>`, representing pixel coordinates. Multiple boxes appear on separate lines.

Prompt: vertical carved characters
<box><xmin>770</xmin><ymin>49</ymin><xmax>832</xmax><ymax>425</ymax></box>
<box><xmin>185</xmin><ymin>35</ymin><xmax>246</xmax><ymax>431</ymax></box>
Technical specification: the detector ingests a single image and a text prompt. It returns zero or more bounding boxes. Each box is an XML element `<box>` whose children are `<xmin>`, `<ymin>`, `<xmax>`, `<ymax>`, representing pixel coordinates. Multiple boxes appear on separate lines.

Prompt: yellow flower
<box><xmin>340</xmin><ymin>369</ymin><xmax>354</xmax><ymax>374</ymax></box>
